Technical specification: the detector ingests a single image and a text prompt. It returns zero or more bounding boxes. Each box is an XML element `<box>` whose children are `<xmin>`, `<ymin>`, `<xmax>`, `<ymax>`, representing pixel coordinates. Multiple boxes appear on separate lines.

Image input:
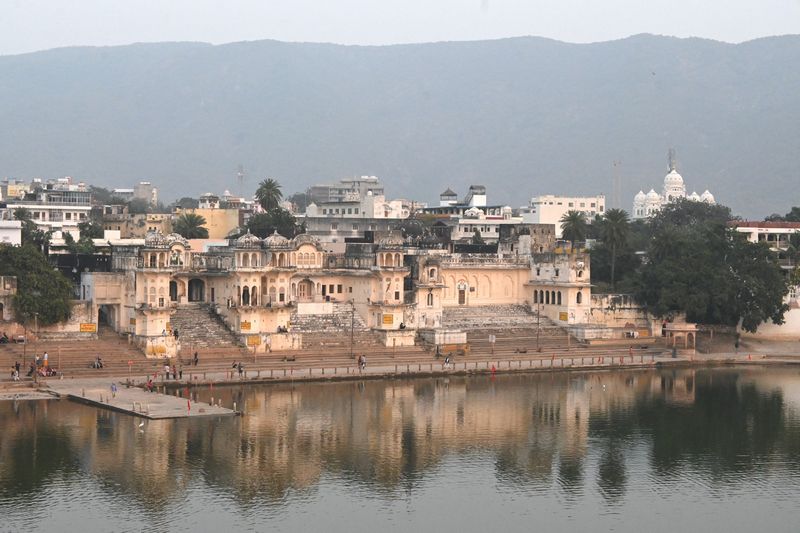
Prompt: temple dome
<box><xmin>701</xmin><ymin>190</ymin><xmax>715</xmax><ymax>203</ymax></box>
<box><xmin>664</xmin><ymin>169</ymin><xmax>684</xmax><ymax>188</ymax></box>
<box><xmin>688</xmin><ymin>191</ymin><xmax>701</xmax><ymax>201</ymax></box>
<box><xmin>645</xmin><ymin>189</ymin><xmax>660</xmax><ymax>202</ymax></box>
<box><xmin>235</xmin><ymin>231</ymin><xmax>262</xmax><ymax>248</ymax></box>
<box><xmin>264</xmin><ymin>230</ymin><xmax>290</xmax><ymax>247</ymax></box>
<box><xmin>634</xmin><ymin>190</ymin><xmax>646</xmax><ymax>203</ymax></box>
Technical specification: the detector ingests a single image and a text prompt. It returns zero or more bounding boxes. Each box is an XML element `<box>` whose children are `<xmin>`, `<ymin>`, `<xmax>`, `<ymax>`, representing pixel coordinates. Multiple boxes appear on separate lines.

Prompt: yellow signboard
<box><xmin>80</xmin><ymin>323</ymin><xmax>97</xmax><ymax>333</ymax></box>
<box><xmin>382</xmin><ymin>314</ymin><xmax>394</xmax><ymax>325</ymax></box>
<box><xmin>241</xmin><ymin>321</ymin><xmax>251</xmax><ymax>331</ymax></box>
<box><xmin>559</xmin><ymin>312</ymin><xmax>568</xmax><ymax>322</ymax></box>
<box><xmin>129</xmin><ymin>318</ymin><xmax>136</xmax><ymax>326</ymax></box>
<box><xmin>247</xmin><ymin>335</ymin><xmax>261</xmax><ymax>346</ymax></box>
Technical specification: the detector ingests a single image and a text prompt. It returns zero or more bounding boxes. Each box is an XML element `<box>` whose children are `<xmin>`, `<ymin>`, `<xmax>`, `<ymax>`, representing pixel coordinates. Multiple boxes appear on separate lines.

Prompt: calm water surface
<box><xmin>2</xmin><ymin>368</ymin><xmax>800</xmax><ymax>532</ymax></box>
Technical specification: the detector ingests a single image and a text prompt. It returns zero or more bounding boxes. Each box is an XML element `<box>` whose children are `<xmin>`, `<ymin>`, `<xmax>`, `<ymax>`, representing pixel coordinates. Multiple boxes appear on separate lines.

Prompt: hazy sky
<box><xmin>2</xmin><ymin>0</ymin><xmax>799</xmax><ymax>55</ymax></box>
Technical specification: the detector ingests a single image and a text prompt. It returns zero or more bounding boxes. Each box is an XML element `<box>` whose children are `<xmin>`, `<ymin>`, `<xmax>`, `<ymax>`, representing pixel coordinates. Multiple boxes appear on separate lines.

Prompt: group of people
<box><xmin>10</xmin><ymin>351</ymin><xmax>58</xmax><ymax>380</ymax></box>
<box><xmin>163</xmin><ymin>361</ymin><xmax>183</xmax><ymax>380</ymax></box>
<box><xmin>231</xmin><ymin>361</ymin><xmax>244</xmax><ymax>377</ymax></box>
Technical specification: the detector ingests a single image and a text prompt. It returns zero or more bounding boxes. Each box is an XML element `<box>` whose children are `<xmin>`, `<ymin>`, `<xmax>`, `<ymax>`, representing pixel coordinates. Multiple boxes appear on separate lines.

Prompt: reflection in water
<box><xmin>2</xmin><ymin>368</ymin><xmax>800</xmax><ymax>532</ymax></box>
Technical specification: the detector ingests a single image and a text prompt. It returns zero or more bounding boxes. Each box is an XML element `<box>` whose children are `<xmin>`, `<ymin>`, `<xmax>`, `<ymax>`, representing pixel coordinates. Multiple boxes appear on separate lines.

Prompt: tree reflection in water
<box><xmin>2</xmin><ymin>368</ymin><xmax>800</xmax><ymax>519</ymax></box>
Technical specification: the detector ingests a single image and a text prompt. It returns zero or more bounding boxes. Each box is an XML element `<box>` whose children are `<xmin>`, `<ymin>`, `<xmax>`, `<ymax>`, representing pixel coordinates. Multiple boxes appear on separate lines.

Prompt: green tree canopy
<box><xmin>173</xmin><ymin>213</ymin><xmax>209</xmax><ymax>239</ymax></box>
<box><xmin>255</xmin><ymin>178</ymin><xmax>283</xmax><ymax>211</ymax></box>
<box><xmin>471</xmin><ymin>229</ymin><xmax>484</xmax><ymax>245</ymax></box>
<box><xmin>559</xmin><ymin>210</ymin><xmax>588</xmax><ymax>246</ymax></box>
<box><xmin>78</xmin><ymin>220</ymin><xmax>104</xmax><ymax>239</ymax></box>
<box><xmin>0</xmin><ymin>244</ymin><xmax>74</xmax><ymax>326</ymax></box>
<box><xmin>635</xmin><ymin>199</ymin><xmax>788</xmax><ymax>332</ymax></box>
<box><xmin>172</xmin><ymin>197</ymin><xmax>199</xmax><ymax>209</ymax></box>
<box><xmin>286</xmin><ymin>191</ymin><xmax>309</xmax><ymax>213</ymax></box>
<box><xmin>246</xmin><ymin>208</ymin><xmax>302</xmax><ymax>238</ymax></box>
<box><xmin>14</xmin><ymin>208</ymin><xmax>51</xmax><ymax>251</ymax></box>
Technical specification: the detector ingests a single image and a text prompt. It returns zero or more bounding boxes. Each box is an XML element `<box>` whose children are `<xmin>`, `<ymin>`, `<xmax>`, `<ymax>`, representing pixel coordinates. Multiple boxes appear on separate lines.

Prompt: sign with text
<box><xmin>382</xmin><ymin>314</ymin><xmax>394</xmax><ymax>325</ymax></box>
<box><xmin>241</xmin><ymin>321</ymin><xmax>251</xmax><ymax>331</ymax></box>
<box><xmin>80</xmin><ymin>323</ymin><xmax>97</xmax><ymax>333</ymax></box>
<box><xmin>247</xmin><ymin>335</ymin><xmax>261</xmax><ymax>346</ymax></box>
<box><xmin>559</xmin><ymin>312</ymin><xmax>568</xmax><ymax>322</ymax></box>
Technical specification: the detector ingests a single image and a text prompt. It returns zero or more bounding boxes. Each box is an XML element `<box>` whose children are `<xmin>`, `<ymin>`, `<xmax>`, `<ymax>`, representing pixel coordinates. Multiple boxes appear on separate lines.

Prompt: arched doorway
<box><xmin>457</xmin><ymin>281</ymin><xmax>467</xmax><ymax>305</ymax></box>
<box><xmin>297</xmin><ymin>279</ymin><xmax>314</xmax><ymax>302</ymax></box>
<box><xmin>188</xmin><ymin>278</ymin><xmax>205</xmax><ymax>302</ymax></box>
<box><xmin>169</xmin><ymin>281</ymin><xmax>178</xmax><ymax>302</ymax></box>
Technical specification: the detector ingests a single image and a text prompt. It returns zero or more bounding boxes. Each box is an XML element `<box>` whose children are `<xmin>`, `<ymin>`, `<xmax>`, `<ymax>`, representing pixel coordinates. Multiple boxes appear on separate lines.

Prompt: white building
<box><xmin>0</xmin><ymin>221</ymin><xmax>22</xmax><ymax>246</ymax></box>
<box><xmin>632</xmin><ymin>152</ymin><xmax>715</xmax><ymax>219</ymax></box>
<box><xmin>523</xmin><ymin>195</ymin><xmax>605</xmax><ymax>238</ymax></box>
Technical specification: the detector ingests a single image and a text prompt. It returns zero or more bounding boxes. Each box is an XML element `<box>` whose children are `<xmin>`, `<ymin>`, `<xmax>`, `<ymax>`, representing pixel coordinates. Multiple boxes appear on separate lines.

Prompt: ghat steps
<box><xmin>442</xmin><ymin>305</ymin><xmax>561</xmax><ymax>331</ymax></box>
<box><xmin>170</xmin><ymin>304</ymin><xmax>244</xmax><ymax>354</ymax></box>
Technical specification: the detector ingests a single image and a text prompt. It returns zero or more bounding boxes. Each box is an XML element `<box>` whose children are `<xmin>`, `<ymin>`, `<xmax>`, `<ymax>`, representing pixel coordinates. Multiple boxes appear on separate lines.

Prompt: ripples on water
<box><xmin>2</xmin><ymin>368</ymin><xmax>800</xmax><ymax>532</ymax></box>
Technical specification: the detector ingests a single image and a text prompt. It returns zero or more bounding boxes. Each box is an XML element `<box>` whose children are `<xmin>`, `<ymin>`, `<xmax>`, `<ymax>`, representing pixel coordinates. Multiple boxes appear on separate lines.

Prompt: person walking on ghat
<box><xmin>193</xmin><ymin>351</ymin><xmax>198</xmax><ymax>366</ymax></box>
<box><xmin>237</xmin><ymin>361</ymin><xmax>244</xmax><ymax>378</ymax></box>
<box><xmin>43</xmin><ymin>351</ymin><xmax>49</xmax><ymax>368</ymax></box>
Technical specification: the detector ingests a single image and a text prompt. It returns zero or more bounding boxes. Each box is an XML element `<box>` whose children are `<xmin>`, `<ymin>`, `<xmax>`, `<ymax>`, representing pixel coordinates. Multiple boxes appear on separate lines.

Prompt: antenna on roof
<box><xmin>236</xmin><ymin>164</ymin><xmax>245</xmax><ymax>197</ymax></box>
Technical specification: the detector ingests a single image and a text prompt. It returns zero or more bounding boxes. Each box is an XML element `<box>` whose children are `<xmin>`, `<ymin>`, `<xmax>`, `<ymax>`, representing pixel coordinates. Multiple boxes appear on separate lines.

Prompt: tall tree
<box><xmin>173</xmin><ymin>213</ymin><xmax>209</xmax><ymax>239</ymax></box>
<box><xmin>559</xmin><ymin>210</ymin><xmax>587</xmax><ymax>247</ymax></box>
<box><xmin>0</xmin><ymin>244</ymin><xmax>74</xmax><ymax>325</ymax></box>
<box><xmin>255</xmin><ymin>178</ymin><xmax>283</xmax><ymax>211</ymax></box>
<box><xmin>600</xmin><ymin>208</ymin><xmax>630</xmax><ymax>292</ymax></box>
<box><xmin>635</xmin><ymin>200</ymin><xmax>788</xmax><ymax>332</ymax></box>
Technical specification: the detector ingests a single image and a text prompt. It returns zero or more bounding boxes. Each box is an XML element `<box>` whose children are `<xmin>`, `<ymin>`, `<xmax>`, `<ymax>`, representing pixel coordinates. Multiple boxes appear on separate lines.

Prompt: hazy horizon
<box><xmin>2</xmin><ymin>0</ymin><xmax>799</xmax><ymax>56</ymax></box>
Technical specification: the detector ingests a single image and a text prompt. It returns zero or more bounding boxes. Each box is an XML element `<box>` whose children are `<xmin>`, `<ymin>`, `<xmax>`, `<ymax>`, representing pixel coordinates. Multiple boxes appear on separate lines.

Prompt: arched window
<box><xmin>551</xmin><ymin>291</ymin><xmax>556</xmax><ymax>304</ymax></box>
<box><xmin>534</xmin><ymin>290</ymin><xmax>538</xmax><ymax>304</ymax></box>
<box><xmin>577</xmin><ymin>270</ymin><xmax>583</xmax><ymax>278</ymax></box>
<box><xmin>251</xmin><ymin>285</ymin><xmax>258</xmax><ymax>306</ymax></box>
<box><xmin>545</xmin><ymin>291</ymin><xmax>550</xmax><ymax>304</ymax></box>
<box><xmin>539</xmin><ymin>290</ymin><xmax>544</xmax><ymax>304</ymax></box>
<box><xmin>149</xmin><ymin>254</ymin><xmax>156</xmax><ymax>268</ymax></box>
<box><xmin>557</xmin><ymin>291</ymin><xmax>562</xmax><ymax>305</ymax></box>
<box><xmin>427</xmin><ymin>292</ymin><xmax>434</xmax><ymax>307</ymax></box>
<box><xmin>242</xmin><ymin>254</ymin><xmax>250</xmax><ymax>267</ymax></box>
<box><xmin>429</xmin><ymin>268</ymin><xmax>436</xmax><ymax>281</ymax></box>
<box><xmin>251</xmin><ymin>253</ymin><xmax>258</xmax><ymax>267</ymax></box>
<box><xmin>577</xmin><ymin>291</ymin><xmax>583</xmax><ymax>304</ymax></box>
<box><xmin>385</xmin><ymin>254</ymin><xmax>394</xmax><ymax>267</ymax></box>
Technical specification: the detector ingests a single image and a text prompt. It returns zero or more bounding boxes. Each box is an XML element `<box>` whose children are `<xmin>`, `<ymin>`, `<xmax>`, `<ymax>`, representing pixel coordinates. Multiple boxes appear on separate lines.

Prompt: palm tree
<box><xmin>601</xmin><ymin>208</ymin><xmax>630</xmax><ymax>292</ymax></box>
<box><xmin>255</xmin><ymin>178</ymin><xmax>283</xmax><ymax>211</ymax></box>
<box><xmin>173</xmin><ymin>213</ymin><xmax>209</xmax><ymax>239</ymax></box>
<box><xmin>560</xmin><ymin>210</ymin><xmax>587</xmax><ymax>248</ymax></box>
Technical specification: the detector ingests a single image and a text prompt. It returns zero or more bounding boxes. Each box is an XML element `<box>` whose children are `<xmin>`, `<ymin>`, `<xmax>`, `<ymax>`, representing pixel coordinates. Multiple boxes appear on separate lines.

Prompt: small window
<box><xmin>352</xmin><ymin>224</ymin><xmax>358</xmax><ymax>231</ymax></box>
<box><xmin>394</xmin><ymin>291</ymin><xmax>400</xmax><ymax>300</ymax></box>
<box><xmin>555</xmin><ymin>268</ymin><xmax>560</xmax><ymax>277</ymax></box>
<box><xmin>427</xmin><ymin>292</ymin><xmax>434</xmax><ymax>306</ymax></box>
<box><xmin>536</xmin><ymin>268</ymin><xmax>540</xmax><ymax>276</ymax></box>
<box><xmin>354</xmin><ymin>208</ymin><xmax>359</xmax><ymax>214</ymax></box>
<box><xmin>331</xmin><ymin>223</ymin><xmax>338</xmax><ymax>230</ymax></box>
<box><xmin>329</xmin><ymin>284</ymin><xmax>334</xmax><ymax>294</ymax></box>
<box><xmin>337</xmin><ymin>284</ymin><xmax>343</xmax><ymax>293</ymax></box>
<box><xmin>577</xmin><ymin>291</ymin><xmax>583</xmax><ymax>304</ymax></box>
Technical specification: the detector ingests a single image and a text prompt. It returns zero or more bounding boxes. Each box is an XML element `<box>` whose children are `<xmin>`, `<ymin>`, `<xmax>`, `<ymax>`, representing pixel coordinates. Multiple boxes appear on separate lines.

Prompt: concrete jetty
<box><xmin>46</xmin><ymin>378</ymin><xmax>236</xmax><ymax>419</ymax></box>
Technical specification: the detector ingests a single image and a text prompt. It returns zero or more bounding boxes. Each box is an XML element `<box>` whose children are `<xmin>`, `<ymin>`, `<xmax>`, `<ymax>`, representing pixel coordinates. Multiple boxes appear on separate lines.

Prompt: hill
<box><xmin>1</xmin><ymin>34</ymin><xmax>798</xmax><ymax>217</ymax></box>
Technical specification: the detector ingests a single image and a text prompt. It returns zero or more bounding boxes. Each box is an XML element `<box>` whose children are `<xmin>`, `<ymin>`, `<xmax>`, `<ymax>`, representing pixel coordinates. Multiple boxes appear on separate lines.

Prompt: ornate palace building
<box><xmin>81</xmin><ymin>228</ymin><xmax>591</xmax><ymax>357</ymax></box>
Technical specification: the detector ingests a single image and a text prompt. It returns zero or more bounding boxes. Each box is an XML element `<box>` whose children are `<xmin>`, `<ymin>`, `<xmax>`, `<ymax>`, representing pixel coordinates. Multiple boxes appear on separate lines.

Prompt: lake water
<box><xmin>2</xmin><ymin>367</ymin><xmax>800</xmax><ymax>532</ymax></box>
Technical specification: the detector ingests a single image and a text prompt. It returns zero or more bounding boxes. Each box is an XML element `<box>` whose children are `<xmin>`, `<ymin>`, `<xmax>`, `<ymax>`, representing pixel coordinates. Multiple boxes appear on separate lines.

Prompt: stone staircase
<box><xmin>442</xmin><ymin>304</ymin><xmax>558</xmax><ymax>330</ymax></box>
<box><xmin>290</xmin><ymin>303</ymin><xmax>370</xmax><ymax>333</ymax></box>
<box><xmin>171</xmin><ymin>304</ymin><xmax>243</xmax><ymax>352</ymax></box>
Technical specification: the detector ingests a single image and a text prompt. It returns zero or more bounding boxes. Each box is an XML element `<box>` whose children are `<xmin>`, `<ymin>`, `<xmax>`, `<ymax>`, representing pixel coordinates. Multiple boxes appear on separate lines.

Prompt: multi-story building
<box><xmin>2</xmin><ymin>177</ymin><xmax>92</xmax><ymax>232</ymax></box>
<box><xmin>522</xmin><ymin>194</ymin><xmax>605</xmax><ymax>238</ymax></box>
<box><xmin>81</xmin><ymin>227</ymin><xmax>591</xmax><ymax>356</ymax></box>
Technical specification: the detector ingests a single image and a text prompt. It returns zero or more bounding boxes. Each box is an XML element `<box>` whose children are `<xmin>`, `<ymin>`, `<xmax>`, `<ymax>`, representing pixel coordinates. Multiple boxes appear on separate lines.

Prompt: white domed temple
<box><xmin>632</xmin><ymin>151</ymin><xmax>715</xmax><ymax>219</ymax></box>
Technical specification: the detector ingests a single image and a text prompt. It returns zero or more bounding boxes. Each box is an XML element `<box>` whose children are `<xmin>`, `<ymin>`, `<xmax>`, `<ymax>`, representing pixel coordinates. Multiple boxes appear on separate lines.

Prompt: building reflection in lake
<box><xmin>2</xmin><ymin>368</ymin><xmax>800</xmax><ymax>510</ymax></box>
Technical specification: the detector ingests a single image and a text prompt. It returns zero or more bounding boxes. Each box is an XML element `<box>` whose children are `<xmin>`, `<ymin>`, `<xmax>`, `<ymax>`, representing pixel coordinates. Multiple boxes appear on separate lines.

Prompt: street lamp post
<box><xmin>349</xmin><ymin>300</ymin><xmax>355</xmax><ymax>359</ymax></box>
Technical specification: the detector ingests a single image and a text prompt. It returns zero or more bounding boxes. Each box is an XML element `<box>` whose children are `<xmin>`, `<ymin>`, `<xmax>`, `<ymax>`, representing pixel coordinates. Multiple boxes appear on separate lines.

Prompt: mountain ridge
<box><xmin>1</xmin><ymin>34</ymin><xmax>799</xmax><ymax>217</ymax></box>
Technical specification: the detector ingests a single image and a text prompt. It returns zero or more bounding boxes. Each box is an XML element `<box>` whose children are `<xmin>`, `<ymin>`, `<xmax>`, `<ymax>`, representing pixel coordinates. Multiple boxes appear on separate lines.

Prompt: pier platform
<box><xmin>46</xmin><ymin>378</ymin><xmax>236</xmax><ymax>419</ymax></box>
